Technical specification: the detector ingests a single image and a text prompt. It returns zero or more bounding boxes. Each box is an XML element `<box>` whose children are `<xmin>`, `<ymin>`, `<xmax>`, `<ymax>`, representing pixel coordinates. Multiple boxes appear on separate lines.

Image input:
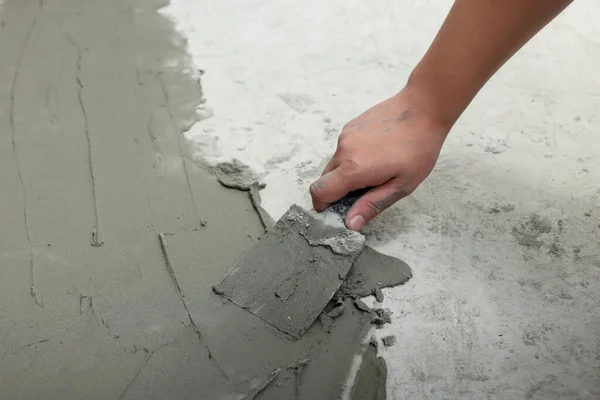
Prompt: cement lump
<box><xmin>249</xmin><ymin>182</ymin><xmax>275</xmax><ymax>230</ymax></box>
<box><xmin>211</xmin><ymin>159</ymin><xmax>260</xmax><ymax>191</ymax></box>
<box><xmin>339</xmin><ymin>246</ymin><xmax>413</xmax><ymax>299</ymax></box>
<box><xmin>382</xmin><ymin>336</ymin><xmax>397</xmax><ymax>348</ymax></box>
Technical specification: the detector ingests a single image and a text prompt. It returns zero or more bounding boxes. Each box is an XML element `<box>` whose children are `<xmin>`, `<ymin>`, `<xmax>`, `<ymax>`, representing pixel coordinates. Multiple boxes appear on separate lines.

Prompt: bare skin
<box><xmin>310</xmin><ymin>0</ymin><xmax>574</xmax><ymax>231</ymax></box>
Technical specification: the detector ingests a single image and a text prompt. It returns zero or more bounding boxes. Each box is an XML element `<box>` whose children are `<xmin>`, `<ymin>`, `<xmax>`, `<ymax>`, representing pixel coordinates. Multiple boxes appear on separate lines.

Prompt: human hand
<box><xmin>310</xmin><ymin>86</ymin><xmax>451</xmax><ymax>231</ymax></box>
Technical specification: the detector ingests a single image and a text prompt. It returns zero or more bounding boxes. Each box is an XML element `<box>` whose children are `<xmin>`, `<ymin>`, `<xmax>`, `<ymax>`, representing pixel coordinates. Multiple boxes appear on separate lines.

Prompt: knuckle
<box><xmin>337</xmin><ymin>133</ymin><xmax>350</xmax><ymax>149</ymax></box>
<box><xmin>391</xmin><ymin>181</ymin><xmax>412</xmax><ymax>198</ymax></box>
<box><xmin>364</xmin><ymin>184</ymin><xmax>413</xmax><ymax>218</ymax></box>
<box><xmin>365</xmin><ymin>200</ymin><xmax>385</xmax><ymax>217</ymax></box>
<box><xmin>337</xmin><ymin>159</ymin><xmax>360</xmax><ymax>177</ymax></box>
<box><xmin>400</xmin><ymin>185</ymin><xmax>414</xmax><ymax>197</ymax></box>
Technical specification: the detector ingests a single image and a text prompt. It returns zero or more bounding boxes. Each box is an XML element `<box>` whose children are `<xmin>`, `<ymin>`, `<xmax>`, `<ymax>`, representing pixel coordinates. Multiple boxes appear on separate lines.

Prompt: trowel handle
<box><xmin>340</xmin><ymin>187</ymin><xmax>373</xmax><ymax>205</ymax></box>
<box><xmin>324</xmin><ymin>187</ymin><xmax>374</xmax><ymax>220</ymax></box>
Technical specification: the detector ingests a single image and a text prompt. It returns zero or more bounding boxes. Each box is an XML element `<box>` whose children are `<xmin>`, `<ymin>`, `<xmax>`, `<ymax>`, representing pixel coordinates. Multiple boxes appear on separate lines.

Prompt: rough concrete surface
<box><xmin>163</xmin><ymin>0</ymin><xmax>600</xmax><ymax>398</ymax></box>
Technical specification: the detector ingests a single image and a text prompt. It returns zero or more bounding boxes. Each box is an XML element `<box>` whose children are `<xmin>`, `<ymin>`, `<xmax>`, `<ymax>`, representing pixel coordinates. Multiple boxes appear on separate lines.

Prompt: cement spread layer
<box><xmin>339</xmin><ymin>246</ymin><xmax>413</xmax><ymax>299</ymax></box>
<box><xmin>161</xmin><ymin>230</ymin><xmax>385</xmax><ymax>399</ymax></box>
<box><xmin>350</xmin><ymin>341</ymin><xmax>388</xmax><ymax>400</ymax></box>
<box><xmin>0</xmin><ymin>0</ymin><xmax>262</xmax><ymax>398</ymax></box>
<box><xmin>249</xmin><ymin>182</ymin><xmax>275</xmax><ymax>230</ymax></box>
<box><xmin>0</xmin><ymin>1</ymin><xmax>397</xmax><ymax>398</ymax></box>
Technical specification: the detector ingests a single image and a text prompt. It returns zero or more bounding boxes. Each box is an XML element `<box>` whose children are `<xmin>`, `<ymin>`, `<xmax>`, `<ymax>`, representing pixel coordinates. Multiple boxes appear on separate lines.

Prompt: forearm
<box><xmin>407</xmin><ymin>0</ymin><xmax>573</xmax><ymax>128</ymax></box>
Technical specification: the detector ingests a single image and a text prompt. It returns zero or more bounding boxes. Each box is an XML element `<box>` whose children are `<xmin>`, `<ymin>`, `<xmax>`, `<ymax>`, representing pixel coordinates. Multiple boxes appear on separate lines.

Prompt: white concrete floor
<box><xmin>163</xmin><ymin>1</ymin><xmax>600</xmax><ymax>398</ymax></box>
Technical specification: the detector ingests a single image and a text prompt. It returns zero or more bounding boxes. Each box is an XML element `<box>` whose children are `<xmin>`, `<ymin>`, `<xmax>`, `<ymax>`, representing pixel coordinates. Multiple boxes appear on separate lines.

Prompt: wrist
<box><xmin>398</xmin><ymin>76</ymin><xmax>457</xmax><ymax>137</ymax></box>
<box><xmin>405</xmin><ymin>66</ymin><xmax>476</xmax><ymax>130</ymax></box>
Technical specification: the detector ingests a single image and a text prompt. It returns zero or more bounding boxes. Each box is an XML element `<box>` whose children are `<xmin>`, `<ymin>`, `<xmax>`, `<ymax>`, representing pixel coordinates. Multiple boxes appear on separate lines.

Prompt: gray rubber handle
<box><xmin>324</xmin><ymin>187</ymin><xmax>372</xmax><ymax>220</ymax></box>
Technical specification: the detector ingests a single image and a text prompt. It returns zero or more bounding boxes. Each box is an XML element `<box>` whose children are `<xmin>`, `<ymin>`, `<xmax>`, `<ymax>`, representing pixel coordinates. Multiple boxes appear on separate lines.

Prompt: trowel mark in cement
<box><xmin>75</xmin><ymin>49</ymin><xmax>103</xmax><ymax>247</ymax></box>
<box><xmin>249</xmin><ymin>182</ymin><xmax>275</xmax><ymax>230</ymax></box>
<box><xmin>157</xmin><ymin>73</ymin><xmax>202</xmax><ymax>228</ymax></box>
<box><xmin>78</xmin><ymin>293</ymin><xmax>111</xmax><ymax>332</ymax></box>
<box><xmin>117</xmin><ymin>342</ymin><xmax>173</xmax><ymax>400</ymax></box>
<box><xmin>61</xmin><ymin>31</ymin><xmax>104</xmax><ymax>247</ymax></box>
<box><xmin>132</xmin><ymin>69</ymin><xmax>165</xmax><ymax>166</ymax></box>
<box><xmin>9</xmin><ymin>0</ymin><xmax>43</xmax><ymax>306</ymax></box>
<box><xmin>287</xmin><ymin>358</ymin><xmax>310</xmax><ymax>399</ymax></box>
<box><xmin>242</xmin><ymin>368</ymin><xmax>281</xmax><ymax>400</ymax></box>
<box><xmin>118</xmin><ymin>350</ymin><xmax>154</xmax><ymax>400</ymax></box>
<box><xmin>158</xmin><ymin>233</ymin><xmax>228</xmax><ymax>379</ymax></box>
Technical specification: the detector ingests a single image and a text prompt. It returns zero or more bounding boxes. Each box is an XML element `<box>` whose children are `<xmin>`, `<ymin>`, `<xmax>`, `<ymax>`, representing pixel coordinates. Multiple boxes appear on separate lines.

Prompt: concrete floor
<box><xmin>1</xmin><ymin>0</ymin><xmax>598</xmax><ymax>398</ymax></box>
<box><xmin>164</xmin><ymin>0</ymin><xmax>600</xmax><ymax>398</ymax></box>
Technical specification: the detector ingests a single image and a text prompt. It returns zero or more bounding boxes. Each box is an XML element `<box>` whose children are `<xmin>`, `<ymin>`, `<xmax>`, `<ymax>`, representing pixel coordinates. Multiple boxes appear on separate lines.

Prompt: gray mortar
<box><xmin>211</xmin><ymin>158</ymin><xmax>260</xmax><ymax>191</ymax></box>
<box><xmin>161</xmin><ymin>231</ymin><xmax>383</xmax><ymax>400</ymax></box>
<box><xmin>242</xmin><ymin>368</ymin><xmax>281</xmax><ymax>400</ymax></box>
<box><xmin>0</xmin><ymin>0</ymin><xmax>261</xmax><ymax>398</ymax></box>
<box><xmin>249</xmin><ymin>182</ymin><xmax>275</xmax><ymax>230</ymax></box>
<box><xmin>353</xmin><ymin>299</ymin><xmax>373</xmax><ymax>313</ymax></box>
<box><xmin>372</xmin><ymin>308</ymin><xmax>393</xmax><ymax>328</ymax></box>
<box><xmin>339</xmin><ymin>246</ymin><xmax>413</xmax><ymax>299</ymax></box>
<box><xmin>350</xmin><ymin>340</ymin><xmax>388</xmax><ymax>400</ymax></box>
<box><xmin>373</xmin><ymin>287</ymin><xmax>384</xmax><ymax>303</ymax></box>
<box><xmin>213</xmin><ymin>204</ymin><xmax>365</xmax><ymax>339</ymax></box>
<box><xmin>382</xmin><ymin>336</ymin><xmax>397</xmax><ymax>348</ymax></box>
<box><xmin>0</xmin><ymin>1</ymin><xmax>411</xmax><ymax>398</ymax></box>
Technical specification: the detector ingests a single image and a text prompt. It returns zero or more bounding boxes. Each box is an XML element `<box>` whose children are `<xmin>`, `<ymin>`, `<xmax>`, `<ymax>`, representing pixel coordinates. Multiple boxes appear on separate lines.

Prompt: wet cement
<box><xmin>0</xmin><ymin>0</ymin><xmax>407</xmax><ymax>398</ymax></box>
<box><xmin>249</xmin><ymin>182</ymin><xmax>275</xmax><ymax>230</ymax></box>
<box><xmin>213</xmin><ymin>204</ymin><xmax>365</xmax><ymax>339</ymax></box>
<box><xmin>161</xmin><ymin>229</ymin><xmax>380</xmax><ymax>399</ymax></box>
<box><xmin>212</xmin><ymin>158</ymin><xmax>260</xmax><ymax>191</ymax></box>
<box><xmin>350</xmin><ymin>341</ymin><xmax>388</xmax><ymax>400</ymax></box>
<box><xmin>340</xmin><ymin>246</ymin><xmax>413</xmax><ymax>299</ymax></box>
<box><xmin>0</xmin><ymin>0</ymin><xmax>260</xmax><ymax>398</ymax></box>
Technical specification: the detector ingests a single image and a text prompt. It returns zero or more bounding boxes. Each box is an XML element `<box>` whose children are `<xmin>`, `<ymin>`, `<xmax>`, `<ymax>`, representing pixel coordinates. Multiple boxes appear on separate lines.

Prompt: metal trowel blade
<box><xmin>212</xmin><ymin>204</ymin><xmax>365</xmax><ymax>340</ymax></box>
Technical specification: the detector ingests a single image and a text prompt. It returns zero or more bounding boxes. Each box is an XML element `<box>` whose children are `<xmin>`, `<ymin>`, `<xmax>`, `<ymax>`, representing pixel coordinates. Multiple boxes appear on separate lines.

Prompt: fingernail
<box><xmin>348</xmin><ymin>215</ymin><xmax>365</xmax><ymax>231</ymax></box>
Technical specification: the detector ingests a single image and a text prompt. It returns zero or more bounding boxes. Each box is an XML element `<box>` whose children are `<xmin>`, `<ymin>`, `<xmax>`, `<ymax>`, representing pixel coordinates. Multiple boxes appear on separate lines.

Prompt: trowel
<box><xmin>212</xmin><ymin>190</ymin><xmax>370</xmax><ymax>340</ymax></box>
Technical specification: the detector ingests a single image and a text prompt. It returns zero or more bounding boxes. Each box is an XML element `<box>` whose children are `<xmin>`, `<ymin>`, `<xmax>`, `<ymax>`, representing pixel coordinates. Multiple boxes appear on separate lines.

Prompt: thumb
<box><xmin>345</xmin><ymin>178</ymin><xmax>410</xmax><ymax>230</ymax></box>
<box><xmin>310</xmin><ymin>161</ymin><xmax>360</xmax><ymax>212</ymax></box>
